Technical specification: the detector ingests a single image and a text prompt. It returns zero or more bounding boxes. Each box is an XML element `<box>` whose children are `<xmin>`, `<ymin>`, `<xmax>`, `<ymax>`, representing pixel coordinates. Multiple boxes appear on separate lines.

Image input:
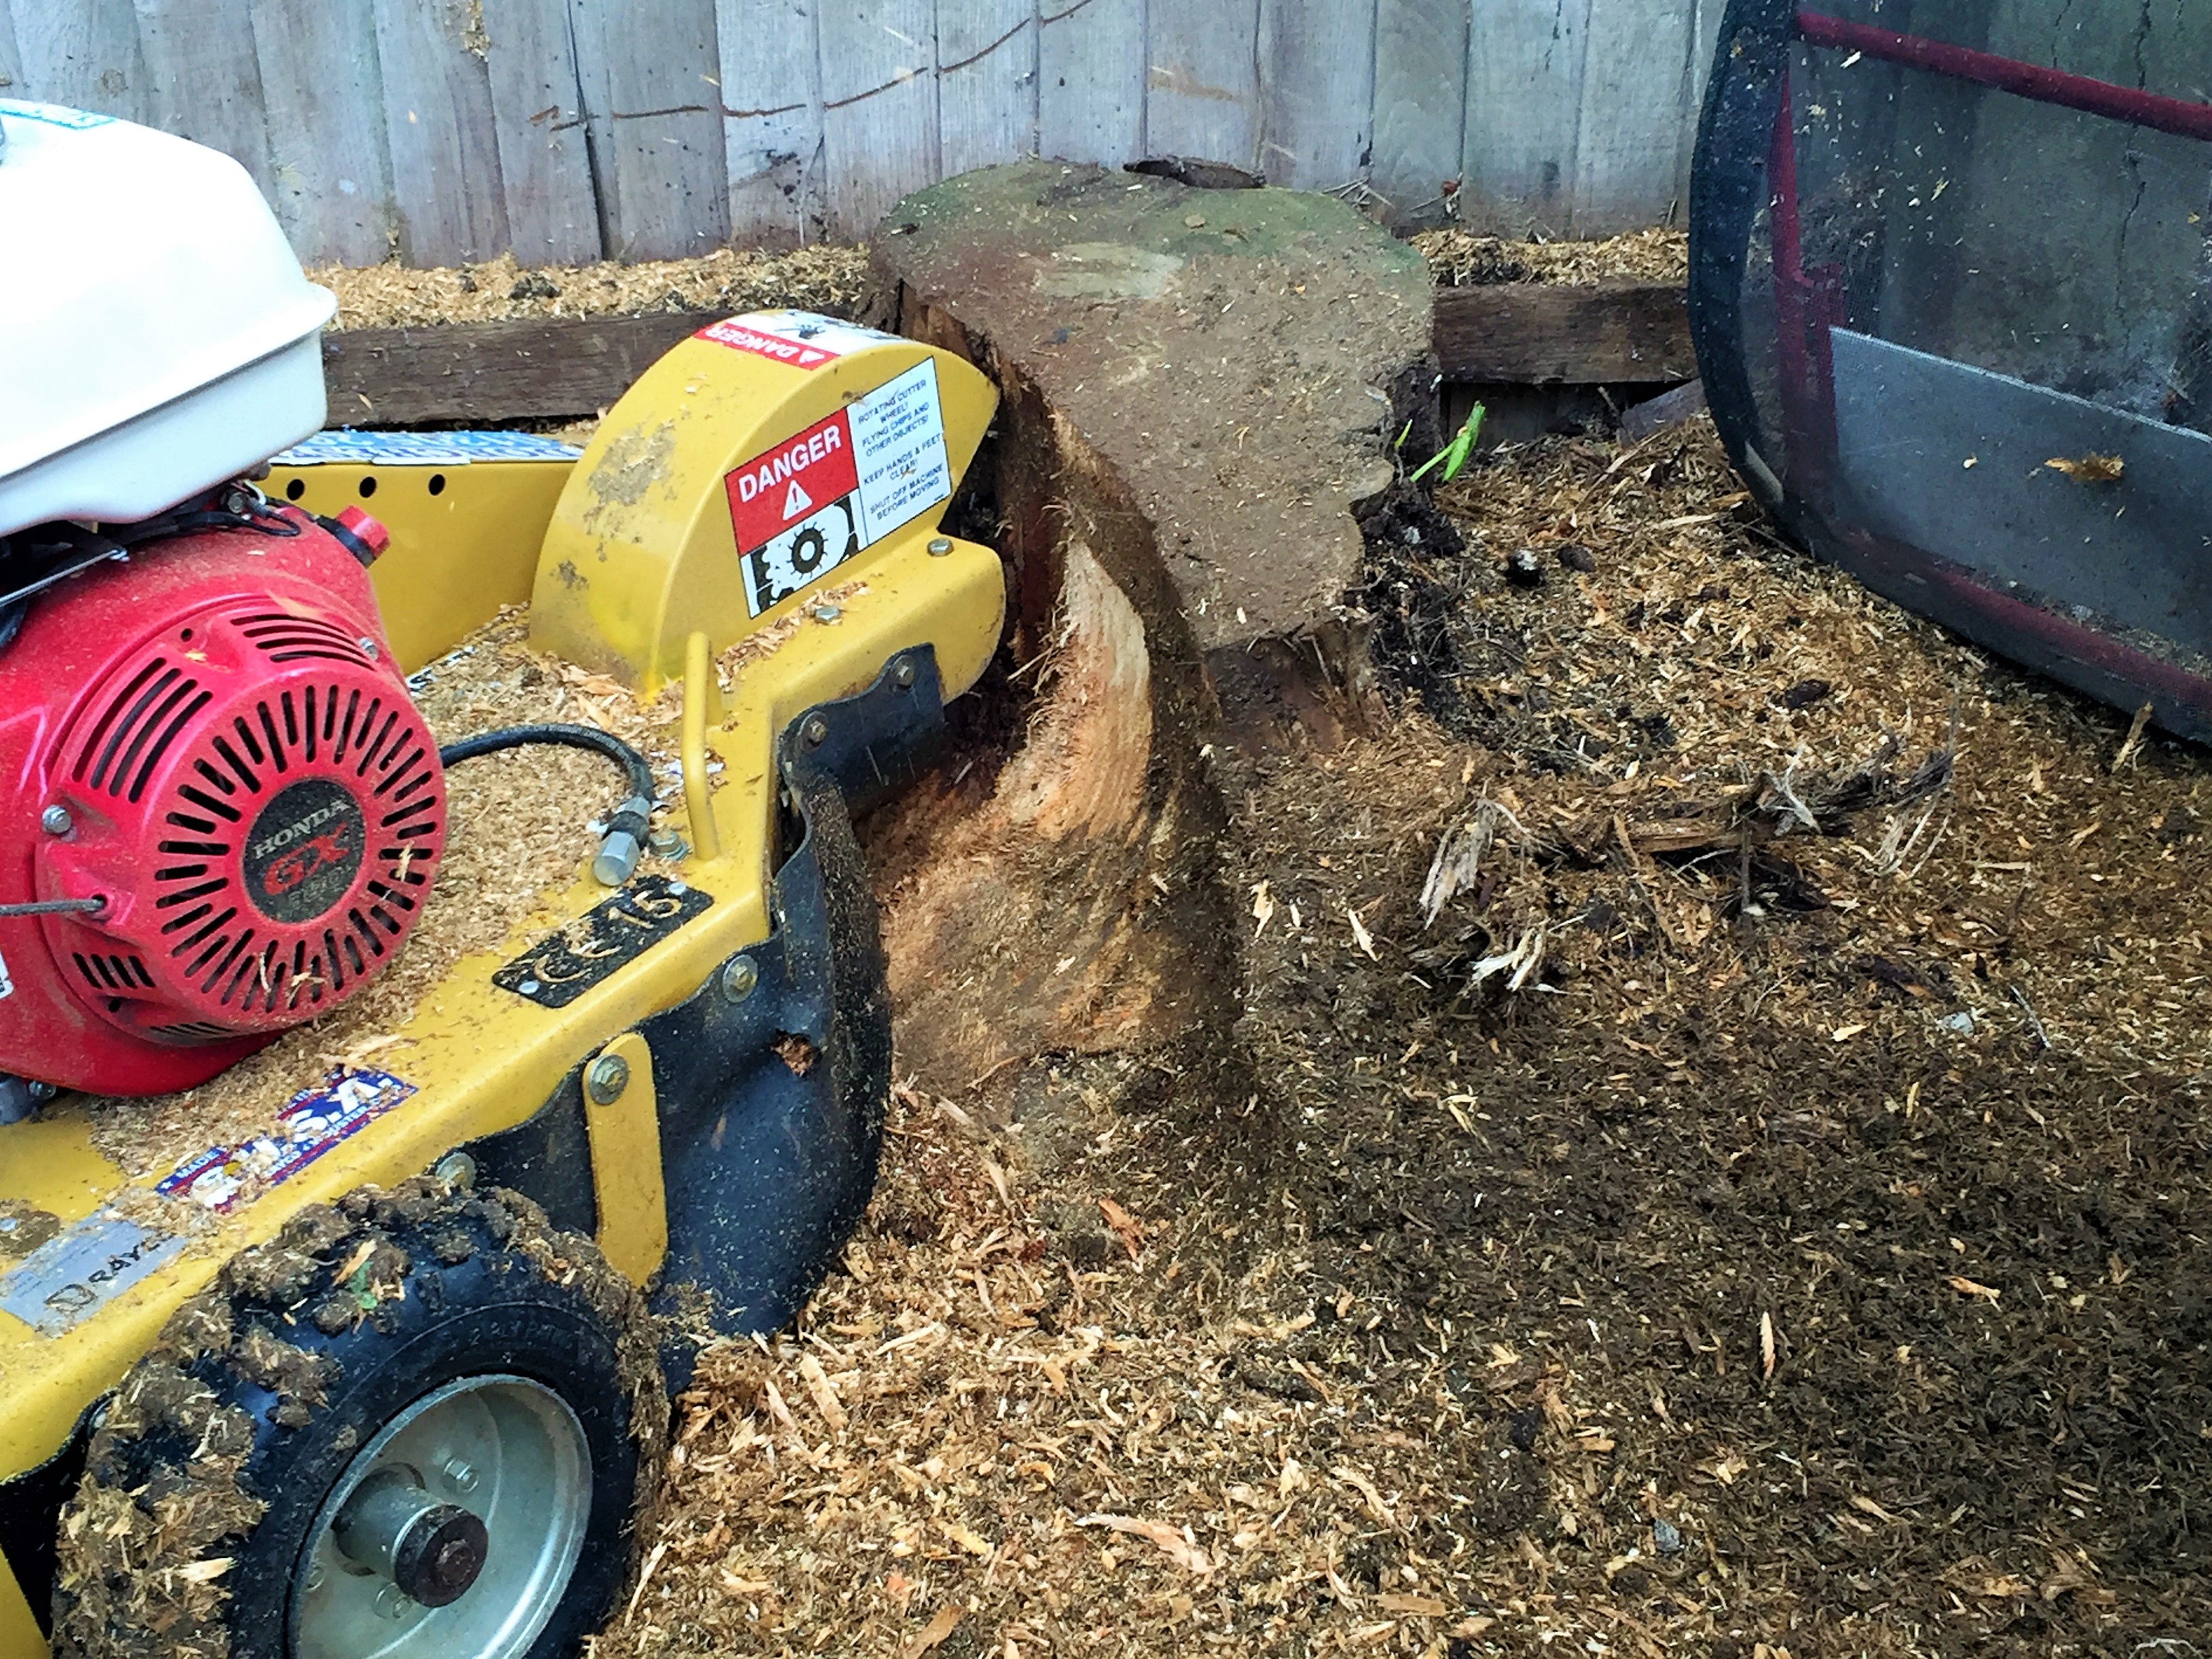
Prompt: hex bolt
<box><xmin>720</xmin><ymin>954</ymin><xmax>758</xmax><ymax>1004</ymax></box>
<box><xmin>802</xmin><ymin>716</ymin><xmax>829</xmax><ymax>747</ymax></box>
<box><xmin>648</xmin><ymin>827</ymin><xmax>688</xmax><ymax>860</ymax></box>
<box><xmin>893</xmin><ymin>660</ymin><xmax>917</xmax><ymax>689</ymax></box>
<box><xmin>812</xmin><ymin>603</ymin><xmax>842</xmax><ymax>623</ymax></box>
<box><xmin>926</xmin><ymin>537</ymin><xmax>953</xmax><ymax>557</ymax></box>
<box><xmin>375</xmin><ymin>1583</ymin><xmax>411</xmax><ymax>1620</ymax></box>
<box><xmin>432</xmin><ymin>1152</ymin><xmax>476</xmax><ymax>1191</ymax></box>
<box><xmin>586</xmin><ymin>1053</ymin><xmax>630</xmax><ymax>1105</ymax></box>
<box><xmin>441</xmin><ymin>1458</ymin><xmax>480</xmax><ymax>1495</ymax></box>
<box><xmin>39</xmin><ymin>804</ymin><xmax>71</xmax><ymax>836</ymax></box>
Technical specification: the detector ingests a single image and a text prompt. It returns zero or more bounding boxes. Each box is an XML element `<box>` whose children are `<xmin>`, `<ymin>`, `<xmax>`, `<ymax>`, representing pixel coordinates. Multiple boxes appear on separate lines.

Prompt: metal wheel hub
<box><xmin>291</xmin><ymin>1375</ymin><xmax>592</xmax><ymax>1659</ymax></box>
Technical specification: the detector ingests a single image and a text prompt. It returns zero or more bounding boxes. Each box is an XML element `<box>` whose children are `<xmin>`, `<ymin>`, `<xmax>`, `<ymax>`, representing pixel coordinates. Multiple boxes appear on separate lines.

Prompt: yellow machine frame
<box><xmin>0</xmin><ymin>319</ymin><xmax>1004</xmax><ymax>1652</ymax></box>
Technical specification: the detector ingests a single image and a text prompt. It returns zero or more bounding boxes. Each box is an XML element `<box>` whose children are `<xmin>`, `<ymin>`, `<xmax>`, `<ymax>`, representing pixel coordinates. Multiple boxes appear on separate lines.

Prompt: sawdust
<box><xmin>1416</xmin><ymin>227</ymin><xmax>1689</xmax><ymax>287</ymax></box>
<box><xmin>602</xmin><ymin>415</ymin><xmax>2212</xmax><ymax>1656</ymax></box>
<box><xmin>79</xmin><ymin>608</ymin><xmax>677</xmax><ymax>1185</ymax></box>
<box><xmin>308</xmin><ymin>229</ymin><xmax>1677</xmax><ymax>334</ymax></box>
<box><xmin>310</xmin><ymin>246</ymin><xmax>872</xmax><ymax>331</ymax></box>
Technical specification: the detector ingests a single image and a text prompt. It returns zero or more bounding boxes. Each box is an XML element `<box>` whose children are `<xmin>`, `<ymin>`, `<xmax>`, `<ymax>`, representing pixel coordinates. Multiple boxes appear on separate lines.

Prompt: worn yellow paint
<box><xmin>583</xmin><ymin>1032</ymin><xmax>667</xmax><ymax>1286</ymax></box>
<box><xmin>265</xmin><ymin>457</ymin><xmax>576</xmax><ymax>674</ymax></box>
<box><xmin>0</xmin><ymin>337</ymin><xmax>1004</xmax><ymax>1638</ymax></box>
<box><xmin>529</xmin><ymin>323</ymin><xmax>1000</xmax><ymax>698</ymax></box>
<box><xmin>0</xmin><ymin>1558</ymin><xmax>41</xmax><ymax>1659</ymax></box>
<box><xmin>682</xmin><ymin>631</ymin><xmax>724</xmax><ymax>862</ymax></box>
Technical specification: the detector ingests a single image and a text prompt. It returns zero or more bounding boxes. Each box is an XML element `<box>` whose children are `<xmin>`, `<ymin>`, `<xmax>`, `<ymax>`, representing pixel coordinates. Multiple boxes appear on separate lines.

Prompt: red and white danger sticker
<box><xmin>722</xmin><ymin>360</ymin><xmax>953</xmax><ymax>616</ymax></box>
<box><xmin>695</xmin><ymin>309</ymin><xmax>904</xmax><ymax>372</ymax></box>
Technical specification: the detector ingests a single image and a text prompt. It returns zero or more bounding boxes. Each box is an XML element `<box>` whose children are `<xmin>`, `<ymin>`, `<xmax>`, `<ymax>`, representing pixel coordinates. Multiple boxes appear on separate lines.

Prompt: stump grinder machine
<box><xmin>0</xmin><ymin>100</ymin><xmax>1005</xmax><ymax>1656</ymax></box>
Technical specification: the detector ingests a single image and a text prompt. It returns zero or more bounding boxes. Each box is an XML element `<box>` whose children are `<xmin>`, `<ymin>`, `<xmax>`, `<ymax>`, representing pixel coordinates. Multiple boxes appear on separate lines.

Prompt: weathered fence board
<box><xmin>371</xmin><ymin>0</ymin><xmax>509</xmax><ymax>265</ymax></box>
<box><xmin>1570</xmin><ymin>0</ymin><xmax>1694</xmax><ymax>234</ymax></box>
<box><xmin>12</xmin><ymin>0</ymin><xmax>1733</xmax><ymax>261</ymax></box>
<box><xmin>1370</xmin><ymin>0</ymin><xmax>1469</xmax><ymax>226</ymax></box>
<box><xmin>11</xmin><ymin>0</ymin><xmax>146</xmax><ymax>120</ymax></box>
<box><xmin>482</xmin><ymin>0</ymin><xmax>602</xmax><ymax>265</ymax></box>
<box><xmin>1257</xmin><ymin>0</ymin><xmax>1378</xmax><ymax>191</ymax></box>
<box><xmin>718</xmin><ymin>0</ymin><xmax>825</xmax><ymax>247</ymax></box>
<box><xmin>249</xmin><ymin>0</ymin><xmax>394</xmax><ymax>265</ymax></box>
<box><xmin>940</xmin><ymin>0</ymin><xmax>1036</xmax><ymax>178</ymax></box>
<box><xmin>0</xmin><ymin>5</ymin><xmax>21</xmax><ymax>94</ymax></box>
<box><xmin>820</xmin><ymin>1</ymin><xmax>939</xmax><ymax>234</ymax></box>
<box><xmin>1146</xmin><ymin>0</ymin><xmax>1262</xmax><ymax>171</ymax></box>
<box><xmin>1038</xmin><ymin>0</ymin><xmax>1143</xmax><ymax>168</ymax></box>
<box><xmin>132</xmin><ymin>0</ymin><xmax>271</xmax><ymax>193</ymax></box>
<box><xmin>1465</xmin><ymin>0</ymin><xmax>1589</xmax><ymax>235</ymax></box>
<box><xmin>570</xmin><ymin>0</ymin><xmax>730</xmax><ymax>260</ymax></box>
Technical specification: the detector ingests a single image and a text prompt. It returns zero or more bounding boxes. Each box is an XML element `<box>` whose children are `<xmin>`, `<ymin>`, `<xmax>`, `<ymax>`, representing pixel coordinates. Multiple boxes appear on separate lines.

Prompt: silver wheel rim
<box><xmin>290</xmin><ymin>1375</ymin><xmax>592</xmax><ymax>1659</ymax></box>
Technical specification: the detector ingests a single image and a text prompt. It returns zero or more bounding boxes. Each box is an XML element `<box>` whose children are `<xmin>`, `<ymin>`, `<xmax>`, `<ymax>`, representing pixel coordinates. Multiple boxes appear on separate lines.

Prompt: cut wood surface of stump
<box><xmin>863</xmin><ymin>161</ymin><xmax>1435</xmax><ymax>1093</ymax></box>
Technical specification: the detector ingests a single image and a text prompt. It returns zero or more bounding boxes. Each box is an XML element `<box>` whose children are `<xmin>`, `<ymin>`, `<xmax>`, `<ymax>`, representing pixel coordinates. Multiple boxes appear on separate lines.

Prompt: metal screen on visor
<box><xmin>1689</xmin><ymin>0</ymin><xmax>2212</xmax><ymax>740</ymax></box>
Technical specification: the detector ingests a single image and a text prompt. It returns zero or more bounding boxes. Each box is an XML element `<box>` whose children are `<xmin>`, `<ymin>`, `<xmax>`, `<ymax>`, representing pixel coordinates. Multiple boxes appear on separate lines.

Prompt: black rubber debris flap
<box><xmin>1691</xmin><ymin>0</ymin><xmax>2212</xmax><ymax>741</ymax></box>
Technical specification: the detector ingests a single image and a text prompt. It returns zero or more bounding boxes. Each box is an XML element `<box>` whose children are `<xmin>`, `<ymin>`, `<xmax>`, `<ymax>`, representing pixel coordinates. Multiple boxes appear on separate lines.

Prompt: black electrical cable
<box><xmin>436</xmin><ymin>723</ymin><xmax>657</xmax><ymax>886</ymax></box>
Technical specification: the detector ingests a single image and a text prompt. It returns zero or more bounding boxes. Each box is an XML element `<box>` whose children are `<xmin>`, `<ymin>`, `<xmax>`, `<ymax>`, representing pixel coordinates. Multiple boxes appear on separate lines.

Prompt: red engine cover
<box><xmin>0</xmin><ymin>509</ymin><xmax>445</xmax><ymax>1095</ymax></box>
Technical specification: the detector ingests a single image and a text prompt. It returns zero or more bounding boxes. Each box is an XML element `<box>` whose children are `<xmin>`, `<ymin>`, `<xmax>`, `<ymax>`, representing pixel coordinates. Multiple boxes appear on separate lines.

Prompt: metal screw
<box><xmin>28</xmin><ymin>1080</ymin><xmax>55</xmax><ymax>1103</ymax></box>
<box><xmin>432</xmin><ymin>1151</ymin><xmax>476</xmax><ymax>1190</ymax></box>
<box><xmin>802</xmin><ymin>716</ymin><xmax>829</xmax><ymax>747</ymax></box>
<box><xmin>305</xmin><ymin>1561</ymin><xmax>327</xmax><ymax>1595</ymax></box>
<box><xmin>441</xmin><ymin>1457</ymin><xmax>480</xmax><ymax>1495</ymax></box>
<box><xmin>926</xmin><ymin>537</ymin><xmax>953</xmax><ymax>557</ymax></box>
<box><xmin>375</xmin><ymin>1583</ymin><xmax>411</xmax><ymax>1620</ymax></box>
<box><xmin>893</xmin><ymin>660</ymin><xmax>917</xmax><ymax>689</ymax></box>
<box><xmin>586</xmin><ymin>1053</ymin><xmax>630</xmax><ymax>1105</ymax></box>
<box><xmin>357</xmin><ymin>636</ymin><xmax>379</xmax><ymax>658</ymax></box>
<box><xmin>39</xmin><ymin>805</ymin><xmax>70</xmax><ymax>836</ymax></box>
<box><xmin>812</xmin><ymin>603</ymin><xmax>842</xmax><ymax>623</ymax></box>
<box><xmin>719</xmin><ymin>955</ymin><xmax>758</xmax><ymax>1003</ymax></box>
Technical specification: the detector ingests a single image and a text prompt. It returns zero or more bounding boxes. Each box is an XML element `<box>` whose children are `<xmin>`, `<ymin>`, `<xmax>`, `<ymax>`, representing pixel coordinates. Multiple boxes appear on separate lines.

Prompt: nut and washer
<box><xmin>801</xmin><ymin>716</ymin><xmax>830</xmax><ymax>747</ymax></box>
<box><xmin>39</xmin><ymin>804</ymin><xmax>71</xmax><ymax>836</ymax></box>
<box><xmin>585</xmin><ymin>1053</ymin><xmax>630</xmax><ymax>1105</ymax></box>
<box><xmin>719</xmin><ymin>954</ymin><xmax>759</xmax><ymax>1004</ymax></box>
<box><xmin>893</xmin><ymin>659</ymin><xmax>917</xmax><ymax>688</ymax></box>
<box><xmin>926</xmin><ymin>537</ymin><xmax>953</xmax><ymax>557</ymax></box>
<box><xmin>432</xmin><ymin>1151</ymin><xmax>476</xmax><ymax>1190</ymax></box>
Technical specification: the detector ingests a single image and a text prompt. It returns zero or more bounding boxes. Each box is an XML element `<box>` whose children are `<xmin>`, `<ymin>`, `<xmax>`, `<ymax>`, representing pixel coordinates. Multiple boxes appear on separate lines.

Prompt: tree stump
<box><xmin>863</xmin><ymin>162</ymin><xmax>1434</xmax><ymax>1090</ymax></box>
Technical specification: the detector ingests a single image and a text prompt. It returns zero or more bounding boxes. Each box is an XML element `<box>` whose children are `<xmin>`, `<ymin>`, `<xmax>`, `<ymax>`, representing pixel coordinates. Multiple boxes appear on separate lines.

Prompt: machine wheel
<box><xmin>52</xmin><ymin>1178</ymin><xmax>668</xmax><ymax>1659</ymax></box>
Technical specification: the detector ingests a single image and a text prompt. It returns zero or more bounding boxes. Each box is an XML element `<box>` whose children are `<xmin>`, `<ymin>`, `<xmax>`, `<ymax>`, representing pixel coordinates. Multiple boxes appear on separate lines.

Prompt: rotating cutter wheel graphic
<box><xmin>743</xmin><ymin>495</ymin><xmax>863</xmax><ymax>616</ymax></box>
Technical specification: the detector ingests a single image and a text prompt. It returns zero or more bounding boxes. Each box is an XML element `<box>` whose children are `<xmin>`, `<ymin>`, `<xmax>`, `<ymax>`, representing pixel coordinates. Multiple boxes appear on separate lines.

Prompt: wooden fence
<box><xmin>0</xmin><ymin>0</ymin><xmax>1727</xmax><ymax>266</ymax></box>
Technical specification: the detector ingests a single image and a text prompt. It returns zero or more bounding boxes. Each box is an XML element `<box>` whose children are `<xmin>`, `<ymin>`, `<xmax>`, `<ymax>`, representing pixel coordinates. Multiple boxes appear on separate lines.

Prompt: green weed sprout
<box><xmin>1409</xmin><ymin>403</ymin><xmax>1486</xmax><ymax>487</ymax></box>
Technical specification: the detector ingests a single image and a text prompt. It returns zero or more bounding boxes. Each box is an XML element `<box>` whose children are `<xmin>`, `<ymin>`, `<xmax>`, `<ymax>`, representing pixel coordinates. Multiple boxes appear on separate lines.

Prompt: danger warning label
<box><xmin>695</xmin><ymin>309</ymin><xmax>904</xmax><ymax>372</ymax></box>
<box><xmin>725</xmin><ymin>411</ymin><xmax>859</xmax><ymax>554</ymax></box>
<box><xmin>724</xmin><ymin>359</ymin><xmax>953</xmax><ymax>617</ymax></box>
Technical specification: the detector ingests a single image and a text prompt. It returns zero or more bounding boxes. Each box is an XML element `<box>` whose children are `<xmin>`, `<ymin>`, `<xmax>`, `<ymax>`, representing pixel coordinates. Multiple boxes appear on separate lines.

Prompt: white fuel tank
<box><xmin>0</xmin><ymin>102</ymin><xmax>336</xmax><ymax>539</ymax></box>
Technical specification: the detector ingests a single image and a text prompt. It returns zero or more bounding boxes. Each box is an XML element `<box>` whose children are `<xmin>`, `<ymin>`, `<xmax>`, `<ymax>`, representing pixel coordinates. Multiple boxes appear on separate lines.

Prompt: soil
<box><xmin>596</xmin><ymin>417</ymin><xmax>2212</xmax><ymax>1658</ymax></box>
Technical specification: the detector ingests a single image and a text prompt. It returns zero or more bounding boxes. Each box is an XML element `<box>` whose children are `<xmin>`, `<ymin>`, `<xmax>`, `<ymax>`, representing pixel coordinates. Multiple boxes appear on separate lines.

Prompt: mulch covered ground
<box><xmin>588</xmin><ymin>417</ymin><xmax>2212</xmax><ymax>1658</ymax></box>
<box><xmin>261</xmin><ymin>226</ymin><xmax>2211</xmax><ymax>1656</ymax></box>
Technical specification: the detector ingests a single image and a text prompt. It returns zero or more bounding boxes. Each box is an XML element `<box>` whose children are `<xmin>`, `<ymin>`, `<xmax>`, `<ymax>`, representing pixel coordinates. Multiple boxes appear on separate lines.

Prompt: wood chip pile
<box><xmin>595</xmin><ymin>417</ymin><xmax>2211</xmax><ymax>1656</ymax></box>
<box><xmin>1413</xmin><ymin>228</ymin><xmax>1689</xmax><ymax>287</ymax></box>
<box><xmin>310</xmin><ymin>246</ymin><xmax>872</xmax><ymax>331</ymax></box>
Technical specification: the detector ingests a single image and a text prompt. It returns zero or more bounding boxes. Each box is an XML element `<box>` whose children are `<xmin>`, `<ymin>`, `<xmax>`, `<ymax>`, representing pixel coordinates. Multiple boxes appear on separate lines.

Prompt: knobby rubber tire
<box><xmin>51</xmin><ymin>1179</ymin><xmax>668</xmax><ymax>1659</ymax></box>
